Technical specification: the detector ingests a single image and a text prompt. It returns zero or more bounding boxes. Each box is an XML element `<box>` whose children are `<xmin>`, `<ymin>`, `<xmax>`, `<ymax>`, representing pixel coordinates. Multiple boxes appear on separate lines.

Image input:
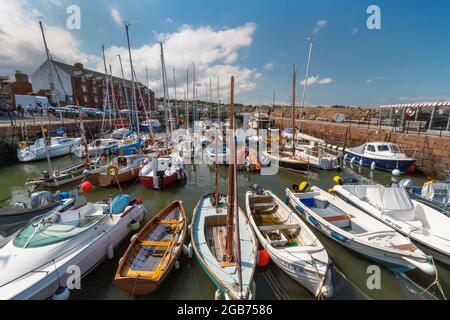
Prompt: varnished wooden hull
<box><xmin>88</xmin><ymin>168</ymin><xmax>141</xmax><ymax>187</ymax></box>
<box><xmin>115</xmin><ymin>201</ymin><xmax>187</xmax><ymax>295</ymax></box>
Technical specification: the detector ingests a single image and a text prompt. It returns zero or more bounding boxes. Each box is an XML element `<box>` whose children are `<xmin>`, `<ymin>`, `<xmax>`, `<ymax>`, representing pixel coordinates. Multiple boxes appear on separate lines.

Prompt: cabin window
<box><xmin>377</xmin><ymin>145</ymin><xmax>390</xmax><ymax>152</ymax></box>
<box><xmin>390</xmin><ymin>145</ymin><xmax>400</xmax><ymax>153</ymax></box>
<box><xmin>367</xmin><ymin>145</ymin><xmax>376</xmax><ymax>152</ymax></box>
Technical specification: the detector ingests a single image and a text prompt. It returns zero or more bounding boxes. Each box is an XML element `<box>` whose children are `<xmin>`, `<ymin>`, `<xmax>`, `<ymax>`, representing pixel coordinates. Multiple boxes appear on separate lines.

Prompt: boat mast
<box><xmin>101</xmin><ymin>45</ymin><xmax>112</xmax><ymax>130</ymax></box>
<box><xmin>77</xmin><ymin>99</ymin><xmax>90</xmax><ymax>165</ymax></box>
<box><xmin>118</xmin><ymin>54</ymin><xmax>132</xmax><ymax>127</ymax></box>
<box><xmin>109</xmin><ymin>64</ymin><xmax>119</xmax><ymax>129</ymax></box>
<box><xmin>225</xmin><ymin>76</ymin><xmax>236</xmax><ymax>262</ymax></box>
<box><xmin>38</xmin><ymin>21</ymin><xmax>59</xmax><ymax>109</ymax></box>
<box><xmin>145</xmin><ymin>68</ymin><xmax>153</xmax><ymax>133</ymax></box>
<box><xmin>173</xmin><ymin>68</ymin><xmax>179</xmax><ymax>125</ymax></box>
<box><xmin>300</xmin><ymin>38</ymin><xmax>314</xmax><ymax>134</ymax></box>
<box><xmin>160</xmin><ymin>43</ymin><xmax>174</xmax><ymax>138</ymax></box>
<box><xmin>125</xmin><ymin>22</ymin><xmax>140</xmax><ymax>135</ymax></box>
<box><xmin>40</xmin><ymin>123</ymin><xmax>53</xmax><ymax>177</ymax></box>
<box><xmin>186</xmin><ymin>69</ymin><xmax>190</xmax><ymax>131</ymax></box>
<box><xmin>291</xmin><ymin>64</ymin><xmax>297</xmax><ymax>156</ymax></box>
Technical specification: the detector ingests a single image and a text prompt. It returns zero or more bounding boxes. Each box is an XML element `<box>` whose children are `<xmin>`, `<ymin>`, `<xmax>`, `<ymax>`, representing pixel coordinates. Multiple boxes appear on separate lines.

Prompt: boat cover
<box><xmin>366</xmin><ymin>187</ymin><xmax>414</xmax><ymax>213</ymax></box>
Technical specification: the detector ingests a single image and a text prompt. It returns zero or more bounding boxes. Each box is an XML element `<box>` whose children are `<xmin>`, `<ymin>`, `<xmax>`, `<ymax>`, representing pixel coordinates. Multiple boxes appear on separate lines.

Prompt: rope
<box><xmin>419</xmin><ymin>257</ymin><xmax>447</xmax><ymax>300</ymax></box>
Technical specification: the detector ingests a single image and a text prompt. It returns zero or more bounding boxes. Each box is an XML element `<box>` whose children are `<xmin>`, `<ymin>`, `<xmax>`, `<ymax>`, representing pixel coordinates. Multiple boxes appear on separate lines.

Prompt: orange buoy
<box><xmin>257</xmin><ymin>249</ymin><xmax>270</xmax><ymax>267</ymax></box>
<box><xmin>80</xmin><ymin>181</ymin><xmax>93</xmax><ymax>193</ymax></box>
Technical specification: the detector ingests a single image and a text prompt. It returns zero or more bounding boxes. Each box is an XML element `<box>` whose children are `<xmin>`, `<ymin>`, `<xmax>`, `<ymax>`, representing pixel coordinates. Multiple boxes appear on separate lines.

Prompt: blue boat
<box><xmin>113</xmin><ymin>138</ymin><xmax>142</xmax><ymax>156</ymax></box>
<box><xmin>344</xmin><ymin>142</ymin><xmax>416</xmax><ymax>173</ymax></box>
<box><xmin>140</xmin><ymin>119</ymin><xmax>161</xmax><ymax>133</ymax></box>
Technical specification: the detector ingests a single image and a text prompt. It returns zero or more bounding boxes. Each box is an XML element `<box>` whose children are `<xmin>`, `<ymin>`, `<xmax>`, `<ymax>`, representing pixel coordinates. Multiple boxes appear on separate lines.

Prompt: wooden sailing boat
<box><xmin>115</xmin><ymin>201</ymin><xmax>187</xmax><ymax>295</ymax></box>
<box><xmin>191</xmin><ymin>76</ymin><xmax>257</xmax><ymax>300</ymax></box>
<box><xmin>264</xmin><ymin>64</ymin><xmax>308</xmax><ymax>173</ymax></box>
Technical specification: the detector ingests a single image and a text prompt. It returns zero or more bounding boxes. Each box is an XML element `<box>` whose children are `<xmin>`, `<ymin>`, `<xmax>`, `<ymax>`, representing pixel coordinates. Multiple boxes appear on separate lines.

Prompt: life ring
<box><xmin>406</xmin><ymin>108</ymin><xmax>416</xmax><ymax>118</ymax></box>
<box><xmin>107</xmin><ymin>165</ymin><xmax>119</xmax><ymax>176</ymax></box>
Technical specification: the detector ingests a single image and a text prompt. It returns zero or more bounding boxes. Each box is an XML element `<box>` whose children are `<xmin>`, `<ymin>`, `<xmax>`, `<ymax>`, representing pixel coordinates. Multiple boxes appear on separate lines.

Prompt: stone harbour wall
<box><xmin>275</xmin><ymin>119</ymin><xmax>450</xmax><ymax>179</ymax></box>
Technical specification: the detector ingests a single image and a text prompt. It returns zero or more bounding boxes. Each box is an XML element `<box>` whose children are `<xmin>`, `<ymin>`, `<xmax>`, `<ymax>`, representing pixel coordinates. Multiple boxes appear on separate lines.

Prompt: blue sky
<box><xmin>1</xmin><ymin>0</ymin><xmax>449</xmax><ymax>107</ymax></box>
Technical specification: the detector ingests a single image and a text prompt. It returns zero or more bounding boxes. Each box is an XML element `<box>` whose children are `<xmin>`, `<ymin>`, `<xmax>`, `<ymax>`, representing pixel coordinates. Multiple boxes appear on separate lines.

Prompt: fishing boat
<box><xmin>113</xmin><ymin>138</ymin><xmax>143</xmax><ymax>156</ymax></box>
<box><xmin>25</xmin><ymin>161</ymin><xmax>97</xmax><ymax>188</ymax></box>
<box><xmin>293</xmin><ymin>144</ymin><xmax>340</xmax><ymax>170</ymax></box>
<box><xmin>344</xmin><ymin>142</ymin><xmax>416</xmax><ymax>173</ymax></box>
<box><xmin>245</xmin><ymin>185</ymin><xmax>333</xmax><ymax>297</ymax></box>
<box><xmin>139</xmin><ymin>153</ymin><xmax>186</xmax><ymax>190</ymax></box>
<box><xmin>287</xmin><ymin>186</ymin><xmax>436</xmax><ymax>275</ymax></box>
<box><xmin>0</xmin><ymin>191</ymin><xmax>74</xmax><ymax>237</ymax></box>
<box><xmin>115</xmin><ymin>201</ymin><xmax>186</xmax><ymax>295</ymax></box>
<box><xmin>333</xmin><ymin>184</ymin><xmax>450</xmax><ymax>265</ymax></box>
<box><xmin>0</xmin><ymin>194</ymin><xmax>146</xmax><ymax>300</ymax></box>
<box><xmin>17</xmin><ymin>136</ymin><xmax>81</xmax><ymax>162</ymax></box>
<box><xmin>84</xmin><ymin>154</ymin><xmax>145</xmax><ymax>187</ymax></box>
<box><xmin>191</xmin><ymin>76</ymin><xmax>258</xmax><ymax>300</ymax></box>
<box><xmin>72</xmin><ymin>138</ymin><xmax>120</xmax><ymax>159</ymax></box>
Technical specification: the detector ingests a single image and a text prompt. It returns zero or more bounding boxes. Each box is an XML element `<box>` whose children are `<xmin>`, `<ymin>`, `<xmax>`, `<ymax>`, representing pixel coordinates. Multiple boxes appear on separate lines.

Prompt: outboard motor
<box><xmin>30</xmin><ymin>191</ymin><xmax>53</xmax><ymax>209</ymax></box>
<box><xmin>250</xmin><ymin>184</ymin><xmax>265</xmax><ymax>195</ymax></box>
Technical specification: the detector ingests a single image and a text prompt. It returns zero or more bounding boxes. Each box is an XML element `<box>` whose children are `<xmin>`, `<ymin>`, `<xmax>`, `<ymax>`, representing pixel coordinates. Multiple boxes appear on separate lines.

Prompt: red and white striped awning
<box><xmin>379</xmin><ymin>101</ymin><xmax>450</xmax><ymax>109</ymax></box>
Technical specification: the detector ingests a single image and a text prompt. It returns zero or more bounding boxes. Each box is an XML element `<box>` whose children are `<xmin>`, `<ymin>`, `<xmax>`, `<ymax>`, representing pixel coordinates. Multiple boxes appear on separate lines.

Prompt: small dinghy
<box><xmin>115</xmin><ymin>201</ymin><xmax>186</xmax><ymax>295</ymax></box>
<box><xmin>333</xmin><ymin>184</ymin><xmax>450</xmax><ymax>266</ymax></box>
<box><xmin>287</xmin><ymin>186</ymin><xmax>436</xmax><ymax>275</ymax></box>
<box><xmin>191</xmin><ymin>77</ymin><xmax>258</xmax><ymax>300</ymax></box>
<box><xmin>245</xmin><ymin>185</ymin><xmax>333</xmax><ymax>298</ymax></box>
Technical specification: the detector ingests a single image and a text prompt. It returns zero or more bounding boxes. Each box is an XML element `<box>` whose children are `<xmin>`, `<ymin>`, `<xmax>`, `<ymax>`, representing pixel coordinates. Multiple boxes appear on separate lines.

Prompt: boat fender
<box><xmin>284</xmin><ymin>196</ymin><xmax>290</xmax><ymax>205</ymax></box>
<box><xmin>320</xmin><ymin>285</ymin><xmax>333</xmax><ymax>299</ymax></box>
<box><xmin>350</xmin><ymin>157</ymin><xmax>355</xmax><ymax>164</ymax></box>
<box><xmin>392</xmin><ymin>169</ymin><xmax>401</xmax><ymax>177</ymax></box>
<box><xmin>129</xmin><ymin>220</ymin><xmax>141</xmax><ymax>231</ymax></box>
<box><xmin>183</xmin><ymin>244</ymin><xmax>189</xmax><ymax>256</ymax></box>
<box><xmin>343</xmin><ymin>154</ymin><xmax>348</xmax><ymax>161</ymax></box>
<box><xmin>398</xmin><ymin>179</ymin><xmax>414</xmax><ymax>188</ymax></box>
<box><xmin>328</xmin><ymin>188</ymin><xmax>334</xmax><ymax>194</ymax></box>
<box><xmin>131</xmin><ymin>234</ymin><xmax>138</xmax><ymax>243</ymax></box>
<box><xmin>53</xmin><ymin>286</ymin><xmax>70</xmax><ymax>301</ymax></box>
<box><xmin>333</xmin><ymin>176</ymin><xmax>343</xmax><ymax>185</ymax></box>
<box><xmin>175</xmin><ymin>260</ymin><xmax>180</xmax><ymax>270</ymax></box>
<box><xmin>257</xmin><ymin>249</ymin><xmax>270</xmax><ymax>267</ymax></box>
<box><xmin>59</xmin><ymin>192</ymin><xmax>70</xmax><ymax>200</ymax></box>
<box><xmin>359</xmin><ymin>159</ymin><xmax>363</xmax><ymax>166</ymax></box>
<box><xmin>370</xmin><ymin>161</ymin><xmax>376</xmax><ymax>170</ymax></box>
<box><xmin>299</xmin><ymin>181</ymin><xmax>310</xmax><ymax>193</ymax></box>
<box><xmin>188</xmin><ymin>242</ymin><xmax>194</xmax><ymax>259</ymax></box>
<box><xmin>215</xmin><ymin>289</ymin><xmax>225</xmax><ymax>300</ymax></box>
<box><xmin>308</xmin><ymin>215</ymin><xmax>320</xmax><ymax>227</ymax></box>
<box><xmin>107</xmin><ymin>244</ymin><xmax>114</xmax><ymax>260</ymax></box>
<box><xmin>107</xmin><ymin>165</ymin><xmax>119</xmax><ymax>176</ymax></box>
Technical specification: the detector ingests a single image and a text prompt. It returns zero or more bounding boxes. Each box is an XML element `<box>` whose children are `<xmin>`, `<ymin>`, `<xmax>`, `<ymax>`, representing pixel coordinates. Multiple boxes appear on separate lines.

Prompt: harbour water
<box><xmin>0</xmin><ymin>152</ymin><xmax>448</xmax><ymax>300</ymax></box>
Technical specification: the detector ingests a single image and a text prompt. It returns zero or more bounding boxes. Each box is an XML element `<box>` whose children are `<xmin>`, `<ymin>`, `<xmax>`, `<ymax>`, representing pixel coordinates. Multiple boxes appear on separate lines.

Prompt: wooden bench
<box><xmin>323</xmin><ymin>215</ymin><xmax>353</xmax><ymax>222</ymax></box>
<box><xmin>259</xmin><ymin>224</ymin><xmax>301</xmax><ymax>232</ymax></box>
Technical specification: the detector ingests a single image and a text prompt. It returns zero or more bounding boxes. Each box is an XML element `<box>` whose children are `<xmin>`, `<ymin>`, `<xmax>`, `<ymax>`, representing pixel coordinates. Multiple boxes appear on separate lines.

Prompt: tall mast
<box><xmin>192</xmin><ymin>63</ymin><xmax>196</xmax><ymax>124</ymax></box>
<box><xmin>146</xmin><ymin>68</ymin><xmax>153</xmax><ymax>124</ymax></box>
<box><xmin>217</xmin><ymin>77</ymin><xmax>220</xmax><ymax>126</ymax></box>
<box><xmin>160</xmin><ymin>42</ymin><xmax>174</xmax><ymax>139</ymax></box>
<box><xmin>173</xmin><ymin>68</ymin><xmax>179</xmax><ymax>124</ymax></box>
<box><xmin>40</xmin><ymin>123</ymin><xmax>53</xmax><ymax>177</ymax></box>
<box><xmin>210</xmin><ymin>76</ymin><xmax>213</xmax><ymax>120</ymax></box>
<box><xmin>118</xmin><ymin>54</ymin><xmax>132</xmax><ymax>126</ymax></box>
<box><xmin>186</xmin><ymin>69</ymin><xmax>190</xmax><ymax>131</ymax></box>
<box><xmin>125</xmin><ymin>22</ymin><xmax>139</xmax><ymax>135</ymax></box>
<box><xmin>38</xmin><ymin>21</ymin><xmax>59</xmax><ymax>107</ymax></box>
<box><xmin>226</xmin><ymin>76</ymin><xmax>236</xmax><ymax>262</ymax></box>
<box><xmin>101</xmin><ymin>45</ymin><xmax>110</xmax><ymax>131</ymax></box>
<box><xmin>300</xmin><ymin>38</ymin><xmax>314</xmax><ymax>133</ymax></box>
<box><xmin>109</xmin><ymin>64</ymin><xmax>118</xmax><ymax>129</ymax></box>
<box><xmin>291</xmin><ymin>64</ymin><xmax>297</xmax><ymax>156</ymax></box>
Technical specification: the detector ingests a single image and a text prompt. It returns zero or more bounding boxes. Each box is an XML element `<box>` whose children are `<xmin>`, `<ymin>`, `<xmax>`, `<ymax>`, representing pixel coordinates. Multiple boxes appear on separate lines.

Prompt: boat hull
<box><xmin>344</xmin><ymin>151</ymin><xmax>416</xmax><ymax>173</ymax></box>
<box><xmin>139</xmin><ymin>170</ymin><xmax>185</xmax><ymax>189</ymax></box>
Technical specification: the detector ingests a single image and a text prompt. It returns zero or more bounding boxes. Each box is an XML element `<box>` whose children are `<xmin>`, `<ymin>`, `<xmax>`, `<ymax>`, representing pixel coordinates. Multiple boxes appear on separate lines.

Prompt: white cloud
<box><xmin>352</xmin><ymin>28</ymin><xmax>359</xmax><ymax>34</ymax></box>
<box><xmin>165</xmin><ymin>18</ymin><xmax>173</xmax><ymax>23</ymax></box>
<box><xmin>313</xmin><ymin>20</ymin><xmax>327</xmax><ymax>34</ymax></box>
<box><xmin>366</xmin><ymin>79</ymin><xmax>373</xmax><ymax>84</ymax></box>
<box><xmin>300</xmin><ymin>75</ymin><xmax>333</xmax><ymax>86</ymax></box>
<box><xmin>366</xmin><ymin>76</ymin><xmax>383</xmax><ymax>84</ymax></box>
<box><xmin>0</xmin><ymin>0</ymin><xmax>99</xmax><ymax>73</ymax></box>
<box><xmin>102</xmin><ymin>22</ymin><xmax>259</xmax><ymax>97</ymax></box>
<box><xmin>263</xmin><ymin>63</ymin><xmax>273</xmax><ymax>71</ymax></box>
<box><xmin>110</xmin><ymin>8</ymin><xmax>123</xmax><ymax>26</ymax></box>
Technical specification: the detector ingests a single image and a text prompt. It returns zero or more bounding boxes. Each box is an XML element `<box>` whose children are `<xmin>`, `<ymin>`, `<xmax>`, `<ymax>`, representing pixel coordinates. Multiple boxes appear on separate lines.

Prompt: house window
<box><xmin>94</xmin><ymin>96</ymin><xmax>99</xmax><ymax>104</ymax></box>
<box><xmin>81</xmin><ymin>75</ymin><xmax>86</xmax><ymax>82</ymax></box>
<box><xmin>93</xmin><ymin>87</ymin><xmax>97</xmax><ymax>94</ymax></box>
<box><xmin>93</xmin><ymin>79</ymin><xmax>97</xmax><ymax>85</ymax></box>
<box><xmin>82</xmin><ymin>85</ymin><xmax>87</xmax><ymax>93</ymax></box>
<box><xmin>84</xmin><ymin>96</ymin><xmax>89</xmax><ymax>103</ymax></box>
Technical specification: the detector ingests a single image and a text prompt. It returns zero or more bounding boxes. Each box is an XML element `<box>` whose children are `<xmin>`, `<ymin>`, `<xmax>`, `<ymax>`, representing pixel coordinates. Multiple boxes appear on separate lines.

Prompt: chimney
<box><xmin>14</xmin><ymin>70</ymin><xmax>29</xmax><ymax>83</ymax></box>
<box><xmin>74</xmin><ymin>63</ymin><xmax>84</xmax><ymax>71</ymax></box>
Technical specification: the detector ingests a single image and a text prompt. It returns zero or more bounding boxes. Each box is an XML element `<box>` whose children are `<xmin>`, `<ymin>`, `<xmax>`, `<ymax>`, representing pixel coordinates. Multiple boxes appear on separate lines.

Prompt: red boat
<box><xmin>139</xmin><ymin>154</ymin><xmax>186</xmax><ymax>189</ymax></box>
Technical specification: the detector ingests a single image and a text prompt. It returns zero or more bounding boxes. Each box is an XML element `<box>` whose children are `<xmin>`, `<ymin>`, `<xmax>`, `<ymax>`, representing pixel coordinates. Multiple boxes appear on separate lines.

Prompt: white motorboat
<box><xmin>17</xmin><ymin>137</ymin><xmax>81</xmax><ymax>162</ymax></box>
<box><xmin>293</xmin><ymin>144</ymin><xmax>340</xmax><ymax>170</ymax></box>
<box><xmin>287</xmin><ymin>186</ymin><xmax>435</xmax><ymax>275</ymax></box>
<box><xmin>333</xmin><ymin>184</ymin><xmax>450</xmax><ymax>266</ymax></box>
<box><xmin>245</xmin><ymin>186</ymin><xmax>333</xmax><ymax>298</ymax></box>
<box><xmin>0</xmin><ymin>195</ymin><xmax>146</xmax><ymax>300</ymax></box>
<box><xmin>111</xmin><ymin>128</ymin><xmax>132</xmax><ymax>140</ymax></box>
<box><xmin>72</xmin><ymin>139</ymin><xmax>120</xmax><ymax>159</ymax></box>
<box><xmin>176</xmin><ymin>140</ymin><xmax>202</xmax><ymax>160</ymax></box>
